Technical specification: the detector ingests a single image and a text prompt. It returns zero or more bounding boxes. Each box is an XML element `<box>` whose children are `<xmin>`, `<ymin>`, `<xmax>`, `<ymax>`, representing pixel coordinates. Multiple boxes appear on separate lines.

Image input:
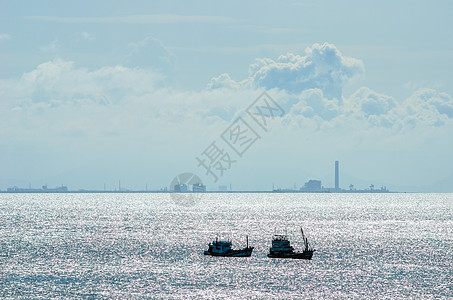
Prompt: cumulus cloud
<box><xmin>396</xmin><ymin>88</ymin><xmax>453</xmax><ymax>129</ymax></box>
<box><xmin>0</xmin><ymin>58</ymin><xmax>243</xmax><ymax>145</ymax></box>
<box><xmin>348</xmin><ymin>88</ymin><xmax>453</xmax><ymax>129</ymax></box>
<box><xmin>409</xmin><ymin>89</ymin><xmax>453</xmax><ymax>118</ymax></box>
<box><xmin>280</xmin><ymin>85</ymin><xmax>453</xmax><ymax>133</ymax></box>
<box><xmin>205</xmin><ymin>42</ymin><xmax>452</xmax><ymax>133</ymax></box>
<box><xmin>288</xmin><ymin>89</ymin><xmax>339</xmax><ymax>121</ymax></box>
<box><xmin>14</xmin><ymin>58</ymin><xmax>163</xmax><ymax>108</ymax></box>
<box><xmin>208</xmin><ymin>43</ymin><xmax>364</xmax><ymax>104</ymax></box>
<box><xmin>1</xmin><ymin>42</ymin><xmax>453</xmax><ymax>190</ymax></box>
<box><xmin>206</xmin><ymin>43</ymin><xmax>364</xmax><ymax>101</ymax></box>
<box><xmin>248</xmin><ymin>43</ymin><xmax>364</xmax><ymax>100</ymax></box>
<box><xmin>340</xmin><ymin>87</ymin><xmax>399</xmax><ymax>128</ymax></box>
<box><xmin>206</xmin><ymin>73</ymin><xmax>240</xmax><ymax>90</ymax></box>
<box><xmin>347</xmin><ymin>87</ymin><xmax>396</xmax><ymax>117</ymax></box>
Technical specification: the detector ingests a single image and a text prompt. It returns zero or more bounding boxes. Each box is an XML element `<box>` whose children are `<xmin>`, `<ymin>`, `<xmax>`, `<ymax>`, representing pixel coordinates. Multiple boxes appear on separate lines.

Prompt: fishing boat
<box><xmin>204</xmin><ymin>236</ymin><xmax>254</xmax><ymax>257</ymax></box>
<box><xmin>267</xmin><ymin>227</ymin><xmax>315</xmax><ymax>259</ymax></box>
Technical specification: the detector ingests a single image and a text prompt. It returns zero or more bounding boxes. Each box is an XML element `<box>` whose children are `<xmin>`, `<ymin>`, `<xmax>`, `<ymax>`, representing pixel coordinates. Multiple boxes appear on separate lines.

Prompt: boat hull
<box><xmin>204</xmin><ymin>247</ymin><xmax>254</xmax><ymax>257</ymax></box>
<box><xmin>267</xmin><ymin>250</ymin><xmax>314</xmax><ymax>260</ymax></box>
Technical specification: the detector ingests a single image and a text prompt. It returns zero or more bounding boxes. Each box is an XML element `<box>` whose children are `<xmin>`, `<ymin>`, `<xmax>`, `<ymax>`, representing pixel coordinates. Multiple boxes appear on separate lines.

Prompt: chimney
<box><xmin>335</xmin><ymin>161</ymin><xmax>339</xmax><ymax>190</ymax></box>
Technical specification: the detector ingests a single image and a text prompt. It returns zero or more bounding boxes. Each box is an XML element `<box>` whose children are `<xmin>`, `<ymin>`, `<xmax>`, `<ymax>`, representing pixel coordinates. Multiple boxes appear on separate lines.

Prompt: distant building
<box><xmin>174</xmin><ymin>184</ymin><xmax>188</xmax><ymax>192</ymax></box>
<box><xmin>300</xmin><ymin>180</ymin><xmax>322</xmax><ymax>192</ymax></box>
<box><xmin>7</xmin><ymin>187</ymin><xmax>21</xmax><ymax>192</ymax></box>
<box><xmin>54</xmin><ymin>185</ymin><xmax>68</xmax><ymax>192</ymax></box>
<box><xmin>192</xmin><ymin>183</ymin><xmax>206</xmax><ymax>192</ymax></box>
<box><xmin>6</xmin><ymin>185</ymin><xmax>68</xmax><ymax>193</ymax></box>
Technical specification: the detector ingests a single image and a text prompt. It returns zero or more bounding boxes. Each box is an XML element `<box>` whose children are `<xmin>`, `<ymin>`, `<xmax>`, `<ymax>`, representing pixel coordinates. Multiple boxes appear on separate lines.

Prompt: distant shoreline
<box><xmin>0</xmin><ymin>190</ymin><xmax>400</xmax><ymax>194</ymax></box>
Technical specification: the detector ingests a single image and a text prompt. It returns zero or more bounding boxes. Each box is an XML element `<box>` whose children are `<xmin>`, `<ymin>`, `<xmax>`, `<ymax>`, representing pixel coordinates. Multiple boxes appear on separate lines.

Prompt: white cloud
<box><xmin>0</xmin><ymin>58</ymin><xmax>230</xmax><ymax>145</ymax></box>
<box><xmin>206</xmin><ymin>43</ymin><xmax>364</xmax><ymax>101</ymax></box>
<box><xmin>205</xmin><ymin>43</ymin><xmax>453</xmax><ymax>133</ymax></box>
<box><xmin>17</xmin><ymin>59</ymin><xmax>164</xmax><ymax>105</ymax></box>
<box><xmin>1</xmin><ymin>42</ymin><xmax>452</xmax><ymax>190</ymax></box>
<box><xmin>206</xmin><ymin>73</ymin><xmax>240</xmax><ymax>90</ymax></box>
<box><xmin>248</xmin><ymin>43</ymin><xmax>364</xmax><ymax>100</ymax></box>
<box><xmin>0</xmin><ymin>60</ymin><xmax>218</xmax><ymax>188</ymax></box>
<box><xmin>8</xmin><ymin>46</ymin><xmax>443</xmax><ymax>142</ymax></box>
<box><xmin>409</xmin><ymin>89</ymin><xmax>453</xmax><ymax>118</ymax></box>
<box><xmin>347</xmin><ymin>87</ymin><xmax>396</xmax><ymax>117</ymax></box>
<box><xmin>283</xmin><ymin>86</ymin><xmax>453</xmax><ymax>131</ymax></box>
<box><xmin>287</xmin><ymin>89</ymin><xmax>339</xmax><ymax>122</ymax></box>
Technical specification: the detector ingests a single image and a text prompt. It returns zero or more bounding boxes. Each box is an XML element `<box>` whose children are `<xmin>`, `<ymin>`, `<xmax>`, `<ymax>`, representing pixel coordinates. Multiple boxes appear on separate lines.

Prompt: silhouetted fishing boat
<box><xmin>267</xmin><ymin>227</ymin><xmax>315</xmax><ymax>259</ymax></box>
<box><xmin>204</xmin><ymin>236</ymin><xmax>254</xmax><ymax>257</ymax></box>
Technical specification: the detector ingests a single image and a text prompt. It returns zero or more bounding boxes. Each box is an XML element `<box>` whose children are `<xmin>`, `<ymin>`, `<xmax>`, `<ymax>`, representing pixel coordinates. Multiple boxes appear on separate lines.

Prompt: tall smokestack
<box><xmin>335</xmin><ymin>161</ymin><xmax>339</xmax><ymax>190</ymax></box>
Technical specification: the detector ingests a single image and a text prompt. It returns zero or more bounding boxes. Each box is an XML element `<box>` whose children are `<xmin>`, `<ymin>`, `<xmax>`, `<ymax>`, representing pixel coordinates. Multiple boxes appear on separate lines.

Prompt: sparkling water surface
<box><xmin>0</xmin><ymin>193</ymin><xmax>452</xmax><ymax>299</ymax></box>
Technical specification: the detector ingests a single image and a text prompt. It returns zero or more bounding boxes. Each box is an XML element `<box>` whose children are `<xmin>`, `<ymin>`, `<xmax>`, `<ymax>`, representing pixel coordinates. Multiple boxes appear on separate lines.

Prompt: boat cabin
<box><xmin>206</xmin><ymin>240</ymin><xmax>232</xmax><ymax>254</ymax></box>
<box><xmin>269</xmin><ymin>235</ymin><xmax>295</xmax><ymax>254</ymax></box>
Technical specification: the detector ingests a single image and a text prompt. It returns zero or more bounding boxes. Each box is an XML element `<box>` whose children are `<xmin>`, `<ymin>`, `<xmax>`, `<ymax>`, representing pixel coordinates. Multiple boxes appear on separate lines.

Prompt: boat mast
<box><xmin>246</xmin><ymin>235</ymin><xmax>249</xmax><ymax>248</ymax></box>
<box><xmin>301</xmin><ymin>227</ymin><xmax>309</xmax><ymax>251</ymax></box>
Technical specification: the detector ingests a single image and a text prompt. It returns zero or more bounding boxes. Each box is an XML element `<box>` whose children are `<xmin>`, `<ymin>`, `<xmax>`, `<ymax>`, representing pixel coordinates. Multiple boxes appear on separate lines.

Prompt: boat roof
<box><xmin>211</xmin><ymin>240</ymin><xmax>232</xmax><ymax>246</ymax></box>
<box><xmin>272</xmin><ymin>234</ymin><xmax>288</xmax><ymax>241</ymax></box>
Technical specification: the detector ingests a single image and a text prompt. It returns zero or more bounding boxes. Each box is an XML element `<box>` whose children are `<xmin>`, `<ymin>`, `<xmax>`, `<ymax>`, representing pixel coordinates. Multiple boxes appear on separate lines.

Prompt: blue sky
<box><xmin>1</xmin><ymin>0</ymin><xmax>453</xmax><ymax>191</ymax></box>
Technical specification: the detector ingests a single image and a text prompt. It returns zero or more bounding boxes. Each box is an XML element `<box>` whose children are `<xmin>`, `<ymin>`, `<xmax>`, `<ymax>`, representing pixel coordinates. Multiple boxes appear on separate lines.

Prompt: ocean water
<box><xmin>0</xmin><ymin>193</ymin><xmax>451</xmax><ymax>299</ymax></box>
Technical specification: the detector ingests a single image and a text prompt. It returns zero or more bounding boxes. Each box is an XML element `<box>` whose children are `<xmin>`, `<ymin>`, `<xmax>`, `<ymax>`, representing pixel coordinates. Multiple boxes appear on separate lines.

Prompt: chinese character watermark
<box><xmin>221</xmin><ymin>117</ymin><xmax>260</xmax><ymax>157</ymax></box>
<box><xmin>246</xmin><ymin>91</ymin><xmax>285</xmax><ymax>132</ymax></box>
<box><xmin>196</xmin><ymin>141</ymin><xmax>237</xmax><ymax>182</ymax></box>
<box><xmin>195</xmin><ymin>91</ymin><xmax>285</xmax><ymax>183</ymax></box>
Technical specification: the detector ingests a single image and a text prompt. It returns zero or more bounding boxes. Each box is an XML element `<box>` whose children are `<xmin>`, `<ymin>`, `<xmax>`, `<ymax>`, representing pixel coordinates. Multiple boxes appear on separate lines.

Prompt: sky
<box><xmin>1</xmin><ymin>0</ymin><xmax>453</xmax><ymax>192</ymax></box>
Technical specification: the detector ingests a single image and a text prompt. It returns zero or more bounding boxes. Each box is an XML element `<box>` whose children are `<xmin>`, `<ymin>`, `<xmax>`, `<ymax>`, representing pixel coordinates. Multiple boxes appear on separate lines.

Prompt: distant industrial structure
<box><xmin>6</xmin><ymin>185</ymin><xmax>68</xmax><ymax>193</ymax></box>
<box><xmin>335</xmin><ymin>160</ymin><xmax>339</xmax><ymax>191</ymax></box>
<box><xmin>320</xmin><ymin>160</ymin><xmax>389</xmax><ymax>193</ymax></box>
<box><xmin>299</xmin><ymin>180</ymin><xmax>322</xmax><ymax>192</ymax></box>
<box><xmin>3</xmin><ymin>161</ymin><xmax>390</xmax><ymax>193</ymax></box>
<box><xmin>273</xmin><ymin>160</ymin><xmax>390</xmax><ymax>193</ymax></box>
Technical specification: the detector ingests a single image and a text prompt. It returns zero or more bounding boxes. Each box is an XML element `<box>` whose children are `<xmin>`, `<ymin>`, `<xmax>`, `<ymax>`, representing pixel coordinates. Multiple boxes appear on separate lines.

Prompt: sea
<box><xmin>0</xmin><ymin>193</ymin><xmax>451</xmax><ymax>299</ymax></box>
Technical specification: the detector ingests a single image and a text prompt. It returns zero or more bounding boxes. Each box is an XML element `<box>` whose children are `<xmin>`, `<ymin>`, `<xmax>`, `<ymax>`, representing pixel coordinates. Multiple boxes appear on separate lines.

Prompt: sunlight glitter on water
<box><xmin>0</xmin><ymin>193</ymin><xmax>451</xmax><ymax>298</ymax></box>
